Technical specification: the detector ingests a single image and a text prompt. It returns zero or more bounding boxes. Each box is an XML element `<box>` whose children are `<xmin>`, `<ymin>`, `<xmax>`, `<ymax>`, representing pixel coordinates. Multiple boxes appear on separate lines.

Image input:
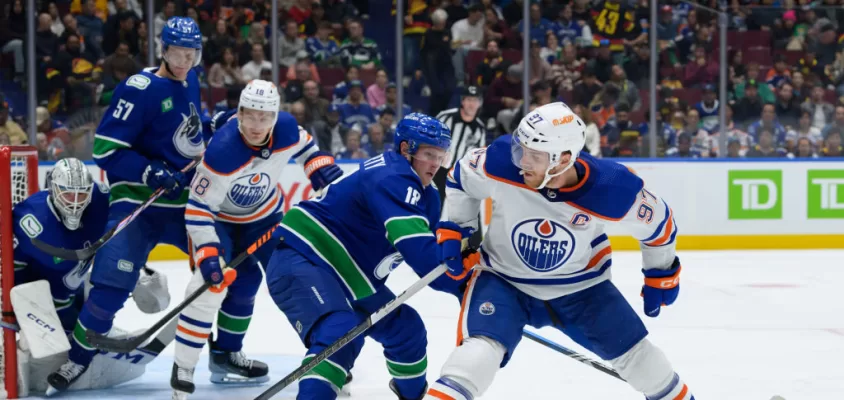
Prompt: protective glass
<box><xmin>163</xmin><ymin>45</ymin><xmax>200</xmax><ymax>69</ymax></box>
<box><xmin>510</xmin><ymin>134</ymin><xmax>550</xmax><ymax>173</ymax></box>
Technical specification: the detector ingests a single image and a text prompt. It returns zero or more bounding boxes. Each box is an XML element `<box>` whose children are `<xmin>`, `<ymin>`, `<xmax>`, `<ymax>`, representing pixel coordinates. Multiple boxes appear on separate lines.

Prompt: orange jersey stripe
<box><xmin>217</xmin><ymin>190</ymin><xmax>281</xmax><ymax>223</ymax></box>
<box><xmin>673</xmin><ymin>384</ymin><xmax>689</xmax><ymax>400</ymax></box>
<box><xmin>185</xmin><ymin>208</ymin><xmax>215</xmax><ymax>220</ymax></box>
<box><xmin>456</xmin><ymin>270</ymin><xmax>480</xmax><ymax>346</ymax></box>
<box><xmin>426</xmin><ymin>389</ymin><xmax>456</xmax><ymax>400</ymax></box>
<box><xmin>586</xmin><ymin>246</ymin><xmax>612</xmax><ymax>270</ymax></box>
<box><xmin>648</xmin><ymin>209</ymin><xmax>675</xmax><ymax>246</ymax></box>
<box><xmin>177</xmin><ymin>324</ymin><xmax>210</xmax><ymax>339</ymax></box>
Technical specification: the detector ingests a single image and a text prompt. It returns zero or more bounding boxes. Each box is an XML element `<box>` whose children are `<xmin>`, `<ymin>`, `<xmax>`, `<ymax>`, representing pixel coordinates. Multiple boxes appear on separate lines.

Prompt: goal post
<box><xmin>0</xmin><ymin>146</ymin><xmax>39</xmax><ymax>399</ymax></box>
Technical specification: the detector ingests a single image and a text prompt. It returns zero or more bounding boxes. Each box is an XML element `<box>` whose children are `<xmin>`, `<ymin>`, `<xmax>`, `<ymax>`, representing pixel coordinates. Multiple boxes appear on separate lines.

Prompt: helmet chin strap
<box><xmin>536</xmin><ymin>158</ymin><xmax>575</xmax><ymax>190</ymax></box>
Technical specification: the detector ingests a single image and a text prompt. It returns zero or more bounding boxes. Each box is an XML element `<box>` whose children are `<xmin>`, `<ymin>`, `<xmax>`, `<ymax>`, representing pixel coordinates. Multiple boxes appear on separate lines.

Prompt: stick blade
<box><xmin>31</xmin><ymin>238</ymin><xmax>92</xmax><ymax>261</ymax></box>
<box><xmin>85</xmin><ymin>330</ymin><xmax>145</xmax><ymax>353</ymax></box>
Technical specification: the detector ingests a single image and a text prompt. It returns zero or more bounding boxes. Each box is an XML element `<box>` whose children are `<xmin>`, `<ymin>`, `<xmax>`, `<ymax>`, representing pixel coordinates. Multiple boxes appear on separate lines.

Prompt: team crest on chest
<box><xmin>172</xmin><ymin>103</ymin><xmax>205</xmax><ymax>158</ymax></box>
<box><xmin>510</xmin><ymin>218</ymin><xmax>576</xmax><ymax>272</ymax></box>
<box><xmin>228</xmin><ymin>173</ymin><xmax>272</xmax><ymax>208</ymax></box>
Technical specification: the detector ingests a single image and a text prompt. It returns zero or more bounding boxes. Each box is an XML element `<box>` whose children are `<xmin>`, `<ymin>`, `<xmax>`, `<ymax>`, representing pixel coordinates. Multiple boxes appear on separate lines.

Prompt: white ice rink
<box><xmin>26</xmin><ymin>250</ymin><xmax>844</xmax><ymax>400</ymax></box>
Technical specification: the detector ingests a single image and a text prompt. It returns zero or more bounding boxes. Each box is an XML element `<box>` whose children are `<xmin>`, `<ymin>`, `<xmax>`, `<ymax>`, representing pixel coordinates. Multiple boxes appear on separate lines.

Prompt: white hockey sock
<box><xmin>610</xmin><ymin>338</ymin><xmax>694</xmax><ymax>400</ymax></box>
<box><xmin>174</xmin><ymin>270</ymin><xmax>226</xmax><ymax>368</ymax></box>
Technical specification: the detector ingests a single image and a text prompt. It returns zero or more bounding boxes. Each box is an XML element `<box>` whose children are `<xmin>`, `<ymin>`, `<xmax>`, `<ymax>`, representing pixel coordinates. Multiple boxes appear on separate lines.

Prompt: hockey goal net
<box><xmin>0</xmin><ymin>146</ymin><xmax>39</xmax><ymax>399</ymax></box>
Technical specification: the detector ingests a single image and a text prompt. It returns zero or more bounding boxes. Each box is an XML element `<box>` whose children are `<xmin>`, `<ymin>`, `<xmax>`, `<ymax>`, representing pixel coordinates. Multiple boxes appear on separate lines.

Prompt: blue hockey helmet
<box><xmin>394</xmin><ymin>113</ymin><xmax>451</xmax><ymax>156</ymax></box>
<box><xmin>161</xmin><ymin>17</ymin><xmax>202</xmax><ymax>68</ymax></box>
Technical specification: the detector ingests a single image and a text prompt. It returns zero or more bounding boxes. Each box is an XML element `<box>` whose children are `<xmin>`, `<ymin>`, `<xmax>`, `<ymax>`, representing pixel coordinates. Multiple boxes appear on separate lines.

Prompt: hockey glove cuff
<box><xmin>436</xmin><ymin>221</ymin><xmax>471</xmax><ymax>279</ymax></box>
<box><xmin>195</xmin><ymin>245</ymin><xmax>238</xmax><ymax>293</ymax></box>
<box><xmin>304</xmin><ymin>151</ymin><xmax>343</xmax><ymax>191</ymax></box>
<box><xmin>641</xmin><ymin>256</ymin><xmax>682</xmax><ymax>318</ymax></box>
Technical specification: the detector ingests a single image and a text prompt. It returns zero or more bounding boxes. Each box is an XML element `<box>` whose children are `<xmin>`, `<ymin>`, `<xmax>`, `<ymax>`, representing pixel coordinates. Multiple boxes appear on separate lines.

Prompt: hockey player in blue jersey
<box><xmin>46</xmin><ymin>17</ymin><xmax>217</xmax><ymax>394</ymax></box>
<box><xmin>264</xmin><ymin>113</ymin><xmax>473</xmax><ymax>400</ymax></box>
<box><xmin>12</xmin><ymin>159</ymin><xmax>108</xmax><ymax>332</ymax></box>
<box><xmin>170</xmin><ymin>80</ymin><xmax>343</xmax><ymax>399</ymax></box>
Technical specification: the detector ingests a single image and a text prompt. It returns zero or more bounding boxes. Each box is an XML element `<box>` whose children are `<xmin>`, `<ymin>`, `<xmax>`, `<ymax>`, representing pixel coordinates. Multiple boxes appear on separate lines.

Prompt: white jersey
<box><xmin>446</xmin><ymin>136</ymin><xmax>678</xmax><ymax>300</ymax></box>
<box><xmin>186</xmin><ymin>112</ymin><xmax>320</xmax><ymax>249</ymax></box>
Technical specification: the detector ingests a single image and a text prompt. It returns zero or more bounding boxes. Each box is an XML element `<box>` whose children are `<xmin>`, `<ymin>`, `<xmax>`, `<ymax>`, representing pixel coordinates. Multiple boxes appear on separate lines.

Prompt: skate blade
<box><xmin>45</xmin><ymin>385</ymin><xmax>60</xmax><ymax>397</ymax></box>
<box><xmin>209</xmin><ymin>372</ymin><xmax>269</xmax><ymax>385</ymax></box>
<box><xmin>172</xmin><ymin>390</ymin><xmax>190</xmax><ymax>400</ymax></box>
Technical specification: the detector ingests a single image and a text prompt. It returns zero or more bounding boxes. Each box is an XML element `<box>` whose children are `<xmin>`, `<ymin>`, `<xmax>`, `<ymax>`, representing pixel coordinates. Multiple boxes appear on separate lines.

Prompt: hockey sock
<box><xmin>70</xmin><ymin>286</ymin><xmax>130</xmax><ymax>366</ymax></box>
<box><xmin>214</xmin><ymin>296</ymin><xmax>255</xmax><ymax>352</ymax></box>
<box><xmin>387</xmin><ymin>355</ymin><xmax>428</xmax><ymax>399</ymax></box>
<box><xmin>426</xmin><ymin>377</ymin><xmax>474</xmax><ymax>400</ymax></box>
<box><xmin>646</xmin><ymin>373</ymin><xmax>693</xmax><ymax>400</ymax></box>
<box><xmin>296</xmin><ymin>311</ymin><xmax>358</xmax><ymax>399</ymax></box>
<box><xmin>174</xmin><ymin>313</ymin><xmax>212</xmax><ymax>368</ymax></box>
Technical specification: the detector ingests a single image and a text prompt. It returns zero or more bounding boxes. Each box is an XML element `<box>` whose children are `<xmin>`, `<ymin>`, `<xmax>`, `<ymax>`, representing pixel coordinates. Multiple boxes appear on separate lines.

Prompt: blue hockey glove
<box><xmin>195</xmin><ymin>245</ymin><xmax>237</xmax><ymax>293</ymax></box>
<box><xmin>210</xmin><ymin>109</ymin><xmax>236</xmax><ymax>134</ymax></box>
<box><xmin>435</xmin><ymin>221</ymin><xmax>476</xmax><ymax>280</ymax></box>
<box><xmin>142</xmin><ymin>160</ymin><xmax>187</xmax><ymax>200</ymax></box>
<box><xmin>304</xmin><ymin>151</ymin><xmax>343</xmax><ymax>191</ymax></box>
<box><xmin>641</xmin><ymin>257</ymin><xmax>682</xmax><ymax>318</ymax></box>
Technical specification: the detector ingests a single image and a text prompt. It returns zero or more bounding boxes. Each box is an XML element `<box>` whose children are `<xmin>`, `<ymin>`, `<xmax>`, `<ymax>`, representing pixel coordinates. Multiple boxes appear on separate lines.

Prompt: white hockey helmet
<box><xmin>48</xmin><ymin>158</ymin><xmax>94</xmax><ymax>231</ymax></box>
<box><xmin>511</xmin><ymin>102</ymin><xmax>585</xmax><ymax>189</ymax></box>
<box><xmin>238</xmin><ymin>80</ymin><xmax>281</xmax><ymax>140</ymax></box>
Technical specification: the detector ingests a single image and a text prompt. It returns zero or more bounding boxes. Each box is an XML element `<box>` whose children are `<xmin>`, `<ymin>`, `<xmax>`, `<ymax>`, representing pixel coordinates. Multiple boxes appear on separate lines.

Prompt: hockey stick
<box><xmin>254</xmin><ymin>264</ymin><xmax>448</xmax><ymax>400</ymax></box>
<box><xmin>31</xmin><ymin>159</ymin><xmax>201</xmax><ymax>261</ymax></box>
<box><xmin>521</xmin><ymin>329</ymin><xmax>624</xmax><ymax>381</ymax></box>
<box><xmin>85</xmin><ymin>224</ymin><xmax>281</xmax><ymax>353</ymax></box>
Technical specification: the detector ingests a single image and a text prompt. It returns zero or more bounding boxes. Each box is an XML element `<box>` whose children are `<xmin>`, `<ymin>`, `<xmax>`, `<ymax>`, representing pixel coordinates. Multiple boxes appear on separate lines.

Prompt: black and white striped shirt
<box><xmin>436</xmin><ymin>108</ymin><xmax>486</xmax><ymax>170</ymax></box>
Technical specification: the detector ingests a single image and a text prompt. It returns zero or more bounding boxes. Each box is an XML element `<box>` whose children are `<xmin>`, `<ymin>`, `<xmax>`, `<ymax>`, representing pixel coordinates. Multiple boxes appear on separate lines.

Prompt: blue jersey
<box><xmin>277</xmin><ymin>152</ymin><xmax>448</xmax><ymax>301</ymax></box>
<box><xmin>92</xmin><ymin>68</ymin><xmax>211</xmax><ymax>208</ymax></box>
<box><xmin>12</xmin><ymin>186</ymin><xmax>109</xmax><ymax>325</ymax></box>
<box><xmin>338</xmin><ymin>101</ymin><xmax>376</xmax><ymax>130</ymax></box>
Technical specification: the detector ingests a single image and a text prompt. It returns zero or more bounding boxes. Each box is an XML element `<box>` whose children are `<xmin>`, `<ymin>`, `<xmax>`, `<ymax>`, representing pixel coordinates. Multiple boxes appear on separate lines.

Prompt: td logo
<box><xmin>728</xmin><ymin>170</ymin><xmax>782</xmax><ymax>219</ymax></box>
<box><xmin>807</xmin><ymin>170</ymin><xmax>844</xmax><ymax>219</ymax></box>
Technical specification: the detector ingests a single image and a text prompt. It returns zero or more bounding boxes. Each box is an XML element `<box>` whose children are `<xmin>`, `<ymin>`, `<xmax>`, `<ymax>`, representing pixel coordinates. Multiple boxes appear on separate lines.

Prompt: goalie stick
<box><xmin>85</xmin><ymin>224</ymin><xmax>280</xmax><ymax>353</ymax></box>
<box><xmin>31</xmin><ymin>159</ymin><xmax>201</xmax><ymax>261</ymax></box>
<box><xmin>254</xmin><ymin>264</ymin><xmax>448</xmax><ymax>400</ymax></box>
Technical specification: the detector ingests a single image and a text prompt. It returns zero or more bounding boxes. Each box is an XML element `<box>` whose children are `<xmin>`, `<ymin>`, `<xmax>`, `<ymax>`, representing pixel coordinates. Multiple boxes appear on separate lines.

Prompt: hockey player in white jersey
<box><xmin>425</xmin><ymin>102</ymin><xmax>695</xmax><ymax>400</ymax></box>
<box><xmin>171</xmin><ymin>80</ymin><xmax>343</xmax><ymax>399</ymax></box>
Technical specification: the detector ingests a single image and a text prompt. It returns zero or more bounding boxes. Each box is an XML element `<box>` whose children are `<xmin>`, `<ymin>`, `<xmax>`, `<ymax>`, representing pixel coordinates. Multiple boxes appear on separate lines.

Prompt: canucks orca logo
<box><xmin>510</xmin><ymin>218</ymin><xmax>575</xmax><ymax>272</ymax></box>
<box><xmin>374</xmin><ymin>252</ymin><xmax>403</xmax><ymax>280</ymax></box>
<box><xmin>172</xmin><ymin>103</ymin><xmax>205</xmax><ymax>158</ymax></box>
<box><xmin>228</xmin><ymin>173</ymin><xmax>272</xmax><ymax>208</ymax></box>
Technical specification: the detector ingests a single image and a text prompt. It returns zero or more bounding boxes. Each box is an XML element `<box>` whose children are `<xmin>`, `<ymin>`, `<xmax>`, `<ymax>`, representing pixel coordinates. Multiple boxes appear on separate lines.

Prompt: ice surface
<box><xmin>25</xmin><ymin>250</ymin><xmax>844</xmax><ymax>399</ymax></box>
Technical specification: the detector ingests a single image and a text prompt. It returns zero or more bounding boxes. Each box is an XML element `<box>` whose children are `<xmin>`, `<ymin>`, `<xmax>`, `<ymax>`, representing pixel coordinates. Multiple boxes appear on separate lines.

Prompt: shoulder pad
<box><xmin>203</xmin><ymin>123</ymin><xmax>253</xmax><ymax>175</ymax></box>
<box><xmin>480</xmin><ymin>136</ymin><xmax>528</xmax><ymax>188</ymax></box>
<box><xmin>272</xmin><ymin>112</ymin><xmax>303</xmax><ymax>150</ymax></box>
<box><xmin>568</xmin><ymin>154</ymin><xmax>644</xmax><ymax>220</ymax></box>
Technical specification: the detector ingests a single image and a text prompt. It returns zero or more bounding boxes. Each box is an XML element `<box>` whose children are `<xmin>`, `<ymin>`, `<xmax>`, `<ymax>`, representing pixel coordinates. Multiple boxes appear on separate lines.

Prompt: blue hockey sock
<box><xmin>297</xmin><ymin>378</ymin><xmax>338</xmax><ymax>400</ymax></box>
<box><xmin>69</xmin><ymin>286</ymin><xmax>130</xmax><ymax>367</ymax></box>
<box><xmin>214</xmin><ymin>301</ymin><xmax>254</xmax><ymax>352</ymax></box>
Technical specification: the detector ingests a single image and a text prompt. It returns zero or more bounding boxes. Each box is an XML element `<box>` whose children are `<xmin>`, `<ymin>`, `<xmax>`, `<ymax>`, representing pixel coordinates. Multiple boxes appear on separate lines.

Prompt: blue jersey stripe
<box><xmin>641</xmin><ymin>202</ymin><xmax>670</xmax><ymax>243</ymax></box>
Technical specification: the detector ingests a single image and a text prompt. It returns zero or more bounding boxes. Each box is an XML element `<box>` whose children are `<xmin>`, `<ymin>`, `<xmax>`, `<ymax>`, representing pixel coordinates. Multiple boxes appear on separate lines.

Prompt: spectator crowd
<box><xmin>1</xmin><ymin>0</ymin><xmax>844</xmax><ymax>160</ymax></box>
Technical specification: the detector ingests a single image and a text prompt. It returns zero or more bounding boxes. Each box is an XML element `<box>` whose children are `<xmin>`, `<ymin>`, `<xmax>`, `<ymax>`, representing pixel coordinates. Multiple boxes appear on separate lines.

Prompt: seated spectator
<box><xmin>366</xmin><ymin>68</ymin><xmax>389</xmax><ymax>109</ymax></box>
<box><xmin>588</xmin><ymin>83</ymin><xmax>621</xmax><ymax>129</ymax></box>
<box><xmin>376</xmin><ymin>83</ymin><xmax>412</xmax><ymax>118</ymax></box>
<box><xmin>486</xmin><ymin>64</ymin><xmax>524</xmax><ymax>133</ymax></box>
<box><xmin>301</xmin><ymin>80</ymin><xmax>330</xmax><ymax>125</ymax></box>
<box><xmin>100</xmin><ymin>50</ymin><xmax>139</xmax><ymax>104</ymax></box>
<box><xmin>36</xmin><ymin>107</ymin><xmax>71</xmax><ymax>154</ymax></box>
<box><xmin>279</xmin><ymin>19</ymin><xmax>305</xmax><ymax>68</ymax></box>
<box><xmin>683</xmin><ymin>46</ymin><xmax>718</xmax><ymax>88</ymax></box>
<box><xmin>801</xmin><ymin>84</ymin><xmax>835</xmax><ymax>130</ymax></box>
<box><xmin>238</xmin><ymin>22</ymin><xmax>270</xmax><ymax>67</ymax></box>
<box><xmin>335</xmin><ymin>125</ymin><xmax>369</xmax><ymax>159</ymax></box>
<box><xmin>746</xmin><ymin>129</ymin><xmax>787</xmax><ymax>158</ymax></box>
<box><xmin>376</xmin><ymin>108</ymin><xmax>397</xmax><ymax>138</ymax></box>
<box><xmin>694</xmin><ymin>84</ymin><xmax>720</xmax><ymax>132</ymax></box>
<box><xmin>339</xmin><ymin>19</ymin><xmax>382</xmax><ymax>70</ymax></box>
<box><xmin>214</xmin><ymin>85</ymin><xmax>243</xmax><ymax>114</ymax></box>
<box><xmin>306</xmin><ymin>21</ymin><xmax>341</xmax><ymax>66</ymax></box>
<box><xmin>787</xmin><ymin>110</ymin><xmax>824</xmax><ymax>151</ymax></box>
<box><xmin>572</xmin><ymin>68</ymin><xmax>602</xmax><ymax>107</ymax></box>
<box><xmin>0</xmin><ymin>100</ymin><xmax>27</xmax><ymax>145</ymax></box>
<box><xmin>665</xmin><ymin>133</ymin><xmax>702</xmax><ymax>158</ymax></box>
<box><xmin>2</xmin><ymin>0</ymin><xmax>27</xmax><ymax>78</ymax></box>
<box><xmin>36</xmin><ymin>132</ymin><xmax>66</xmax><ymax>161</ymax></box>
<box><xmin>205</xmin><ymin>19</ymin><xmax>238</xmax><ymax>67</ymax></box>
<box><xmin>52</xmin><ymin>33</ymin><xmax>103</xmax><ymax>112</ymax></box>
<box><xmin>733</xmin><ymin>82</ymin><xmax>764</xmax><ymax>124</ymax></box>
<box><xmin>242</xmin><ymin>42</ymin><xmax>273</xmax><ymax>81</ymax></box>
<box><xmin>451</xmin><ymin>4</ymin><xmax>485</xmax><ymax>84</ymax></box>
<box><xmin>717</xmin><ymin>104</ymin><xmax>753</xmax><ymax>156</ymax></box>
<box><xmin>601</xmin><ymin>103</ymin><xmax>640</xmax><ymax>157</ymax></box>
<box><xmin>608</xmin><ymin>64</ymin><xmax>640</xmax><ymax>111</ymax></box>
<box><xmin>766</xmin><ymin>54</ymin><xmax>792</xmax><ymax>88</ymax></box>
<box><xmin>475</xmin><ymin>40</ymin><xmax>511</xmax><ymax>87</ymax></box>
<box><xmin>303</xmin><ymin>2</ymin><xmax>328</xmax><ymax>36</ymax></box>
<box><xmin>286</xmin><ymin>50</ymin><xmax>321</xmax><ymax>83</ymax></box>
<box><xmin>333</xmin><ymin>65</ymin><xmax>360</xmax><ymax>103</ymax></box>
<box><xmin>678</xmin><ymin>108</ymin><xmax>712</xmax><ymax>157</ymax></box>
<box><xmin>735</xmin><ymin>63</ymin><xmax>776</xmax><ymax>103</ymax></box>
<box><xmin>0</xmin><ymin>132</ymin><xmax>9</xmax><ymax>145</ymax></box>
<box><xmin>208</xmin><ymin>47</ymin><xmax>246</xmax><ymax>89</ymax></box>
<box><xmin>362</xmin><ymin>123</ymin><xmax>393</xmax><ymax>156</ymax></box>
<box><xmin>551</xmin><ymin>3</ymin><xmax>591</xmax><ymax>47</ymax></box>
<box><xmin>517</xmin><ymin>3</ymin><xmax>552</xmax><ymax>46</ymax></box>
<box><xmin>285</xmin><ymin>60</ymin><xmax>316</xmax><ymax>103</ymax></box>
<box><xmin>103</xmin><ymin>11</ymin><xmax>139</xmax><ymax>56</ymax></box>
<box><xmin>517</xmin><ymin>39</ymin><xmax>553</xmax><ymax>85</ymax></box>
<box><xmin>789</xmin><ymin>137</ymin><xmax>819</xmax><ymax>158</ymax></box>
<box><xmin>821</xmin><ymin>105</ymin><xmax>844</xmax><ymax>138</ymax></box>
<box><xmin>572</xmin><ymin>104</ymin><xmax>601</xmax><ymax>157</ymax></box>
<box><xmin>748</xmin><ymin>104</ymin><xmax>788</xmax><ymax>145</ymax></box>
<box><xmin>821</xmin><ymin>129</ymin><xmax>843</xmax><ymax>157</ymax></box>
<box><xmin>725</xmin><ymin>138</ymin><xmax>743</xmax><ymax>158</ymax></box>
<box><xmin>288</xmin><ymin>0</ymin><xmax>313</xmax><ymax>25</ymax></box>
<box><xmin>483</xmin><ymin>7</ymin><xmax>514</xmax><ymax>49</ymax></box>
<box><xmin>338</xmin><ymin>80</ymin><xmax>376</xmax><ymax>129</ymax></box>
<box><xmin>624</xmin><ymin>43</ymin><xmax>651</xmax><ymax>88</ymax></box>
<box><xmin>774</xmin><ymin>82</ymin><xmax>802</xmax><ymax>129</ymax></box>
<box><xmin>311</xmin><ymin>103</ymin><xmax>349</xmax><ymax>153</ymax></box>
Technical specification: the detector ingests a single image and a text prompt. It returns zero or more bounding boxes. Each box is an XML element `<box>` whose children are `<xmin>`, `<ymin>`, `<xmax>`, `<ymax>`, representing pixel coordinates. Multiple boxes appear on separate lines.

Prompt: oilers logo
<box><xmin>172</xmin><ymin>103</ymin><xmax>205</xmax><ymax>158</ymax></box>
<box><xmin>510</xmin><ymin>218</ymin><xmax>575</xmax><ymax>272</ymax></box>
<box><xmin>228</xmin><ymin>173</ymin><xmax>272</xmax><ymax>208</ymax></box>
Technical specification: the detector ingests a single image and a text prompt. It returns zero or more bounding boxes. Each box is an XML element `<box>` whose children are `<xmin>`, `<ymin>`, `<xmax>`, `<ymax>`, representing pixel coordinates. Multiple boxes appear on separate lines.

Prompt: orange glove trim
<box><xmin>643</xmin><ymin>266</ymin><xmax>682</xmax><ymax>289</ymax></box>
<box><xmin>436</xmin><ymin>229</ymin><xmax>462</xmax><ymax>244</ymax></box>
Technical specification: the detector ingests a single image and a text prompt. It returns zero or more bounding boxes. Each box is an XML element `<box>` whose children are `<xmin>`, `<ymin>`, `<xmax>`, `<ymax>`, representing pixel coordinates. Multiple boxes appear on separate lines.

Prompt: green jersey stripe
<box><xmin>302</xmin><ymin>355</ymin><xmax>348</xmax><ymax>389</ymax></box>
<box><xmin>282</xmin><ymin>207</ymin><xmax>376</xmax><ymax>299</ymax></box>
<box><xmin>384</xmin><ymin>216</ymin><xmax>431</xmax><ymax>246</ymax></box>
<box><xmin>93</xmin><ymin>135</ymin><xmax>131</xmax><ymax>157</ymax></box>
<box><xmin>109</xmin><ymin>183</ymin><xmax>189</xmax><ymax>206</ymax></box>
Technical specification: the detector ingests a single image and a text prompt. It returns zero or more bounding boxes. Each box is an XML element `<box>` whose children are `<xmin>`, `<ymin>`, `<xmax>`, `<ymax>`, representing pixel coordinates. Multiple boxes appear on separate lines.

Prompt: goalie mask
<box><xmin>48</xmin><ymin>158</ymin><xmax>94</xmax><ymax>231</ymax></box>
<box><xmin>511</xmin><ymin>102</ymin><xmax>585</xmax><ymax>190</ymax></box>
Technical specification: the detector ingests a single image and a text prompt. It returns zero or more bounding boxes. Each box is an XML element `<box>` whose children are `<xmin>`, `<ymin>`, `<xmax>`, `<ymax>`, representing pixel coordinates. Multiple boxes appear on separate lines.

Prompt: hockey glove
<box><xmin>195</xmin><ymin>245</ymin><xmax>237</xmax><ymax>293</ymax></box>
<box><xmin>641</xmin><ymin>256</ymin><xmax>682</xmax><ymax>318</ymax></box>
<box><xmin>210</xmin><ymin>109</ymin><xmax>236</xmax><ymax>134</ymax></box>
<box><xmin>436</xmin><ymin>221</ymin><xmax>476</xmax><ymax>280</ymax></box>
<box><xmin>142</xmin><ymin>160</ymin><xmax>188</xmax><ymax>200</ymax></box>
<box><xmin>304</xmin><ymin>151</ymin><xmax>343</xmax><ymax>192</ymax></box>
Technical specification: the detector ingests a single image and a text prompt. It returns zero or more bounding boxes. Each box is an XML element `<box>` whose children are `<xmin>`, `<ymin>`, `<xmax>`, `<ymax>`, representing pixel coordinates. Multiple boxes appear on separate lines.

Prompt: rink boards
<box><xmin>33</xmin><ymin>158</ymin><xmax>844</xmax><ymax>260</ymax></box>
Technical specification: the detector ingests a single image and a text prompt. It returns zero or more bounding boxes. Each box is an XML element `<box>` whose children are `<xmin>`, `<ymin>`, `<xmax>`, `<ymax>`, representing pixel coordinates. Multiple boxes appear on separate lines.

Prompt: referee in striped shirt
<box><xmin>434</xmin><ymin>85</ymin><xmax>486</xmax><ymax>210</ymax></box>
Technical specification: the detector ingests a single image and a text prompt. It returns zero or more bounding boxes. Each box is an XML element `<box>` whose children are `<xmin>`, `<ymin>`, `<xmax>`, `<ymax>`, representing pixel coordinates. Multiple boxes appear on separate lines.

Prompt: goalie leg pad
<box><xmin>433</xmin><ymin>335</ymin><xmax>505</xmax><ymax>398</ymax></box>
<box><xmin>175</xmin><ymin>268</ymin><xmax>226</xmax><ymax>369</ymax></box>
<box><xmin>11</xmin><ymin>280</ymin><xmax>71</xmax><ymax>359</ymax></box>
<box><xmin>133</xmin><ymin>266</ymin><xmax>170</xmax><ymax>314</ymax></box>
<box><xmin>610</xmin><ymin>338</ymin><xmax>694</xmax><ymax>400</ymax></box>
